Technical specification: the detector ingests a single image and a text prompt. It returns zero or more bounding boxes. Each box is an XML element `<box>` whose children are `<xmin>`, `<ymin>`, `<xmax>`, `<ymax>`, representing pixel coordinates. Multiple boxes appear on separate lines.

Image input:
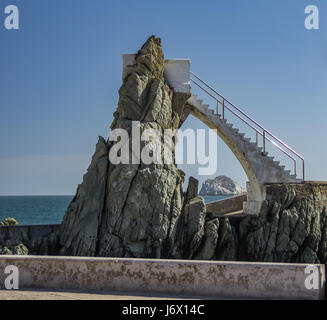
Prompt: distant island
<box><xmin>199</xmin><ymin>175</ymin><xmax>246</xmax><ymax>196</ymax></box>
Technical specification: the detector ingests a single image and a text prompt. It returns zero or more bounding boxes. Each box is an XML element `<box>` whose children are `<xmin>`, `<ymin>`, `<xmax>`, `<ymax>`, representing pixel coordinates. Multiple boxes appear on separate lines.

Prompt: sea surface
<box><xmin>0</xmin><ymin>195</ymin><xmax>230</xmax><ymax>226</ymax></box>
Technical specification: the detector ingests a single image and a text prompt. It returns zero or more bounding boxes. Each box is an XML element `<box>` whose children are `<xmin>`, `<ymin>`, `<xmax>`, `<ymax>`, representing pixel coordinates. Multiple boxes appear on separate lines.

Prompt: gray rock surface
<box><xmin>58</xmin><ymin>36</ymin><xmax>208</xmax><ymax>259</ymax></box>
<box><xmin>199</xmin><ymin>175</ymin><xmax>245</xmax><ymax>196</ymax></box>
<box><xmin>218</xmin><ymin>183</ymin><xmax>327</xmax><ymax>263</ymax></box>
<box><xmin>0</xmin><ymin>223</ymin><xmax>29</xmax><ymax>255</ymax></box>
<box><xmin>0</xmin><ymin>243</ymin><xmax>28</xmax><ymax>255</ymax></box>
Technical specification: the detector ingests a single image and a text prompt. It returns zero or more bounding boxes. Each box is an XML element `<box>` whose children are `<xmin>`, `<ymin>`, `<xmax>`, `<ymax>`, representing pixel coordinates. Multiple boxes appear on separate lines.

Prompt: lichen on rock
<box><xmin>0</xmin><ymin>217</ymin><xmax>19</xmax><ymax>226</ymax></box>
<box><xmin>0</xmin><ymin>243</ymin><xmax>28</xmax><ymax>255</ymax></box>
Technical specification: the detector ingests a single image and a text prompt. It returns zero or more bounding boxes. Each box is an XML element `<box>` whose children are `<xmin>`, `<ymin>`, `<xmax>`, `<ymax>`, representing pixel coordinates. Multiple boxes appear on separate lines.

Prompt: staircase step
<box><xmin>187</xmin><ymin>93</ymin><xmax>302</xmax><ymax>184</ymax></box>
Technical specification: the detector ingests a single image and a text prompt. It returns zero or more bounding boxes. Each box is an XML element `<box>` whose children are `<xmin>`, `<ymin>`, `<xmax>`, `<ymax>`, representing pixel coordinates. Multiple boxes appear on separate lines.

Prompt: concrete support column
<box><xmin>243</xmin><ymin>181</ymin><xmax>266</xmax><ymax>215</ymax></box>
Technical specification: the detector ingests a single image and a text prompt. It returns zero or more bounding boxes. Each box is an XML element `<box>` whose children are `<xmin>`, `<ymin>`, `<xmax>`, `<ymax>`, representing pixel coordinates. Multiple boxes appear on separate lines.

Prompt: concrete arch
<box><xmin>185</xmin><ymin>95</ymin><xmax>299</xmax><ymax>215</ymax></box>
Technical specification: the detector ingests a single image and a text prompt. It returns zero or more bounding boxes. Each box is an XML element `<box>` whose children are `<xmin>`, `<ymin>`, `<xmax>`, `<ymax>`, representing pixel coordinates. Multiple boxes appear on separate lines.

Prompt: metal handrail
<box><xmin>189</xmin><ymin>72</ymin><xmax>304</xmax><ymax>180</ymax></box>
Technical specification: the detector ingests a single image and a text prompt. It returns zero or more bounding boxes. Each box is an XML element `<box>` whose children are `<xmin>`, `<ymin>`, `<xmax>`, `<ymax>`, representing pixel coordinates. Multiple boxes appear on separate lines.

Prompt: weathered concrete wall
<box><xmin>0</xmin><ymin>225</ymin><xmax>60</xmax><ymax>243</ymax></box>
<box><xmin>206</xmin><ymin>194</ymin><xmax>247</xmax><ymax>216</ymax></box>
<box><xmin>164</xmin><ymin>59</ymin><xmax>190</xmax><ymax>93</ymax></box>
<box><xmin>0</xmin><ymin>256</ymin><xmax>324</xmax><ymax>299</ymax></box>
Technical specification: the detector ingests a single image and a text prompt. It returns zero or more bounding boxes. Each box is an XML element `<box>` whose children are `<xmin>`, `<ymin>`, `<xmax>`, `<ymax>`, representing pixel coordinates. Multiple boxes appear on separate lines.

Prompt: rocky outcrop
<box><xmin>199</xmin><ymin>175</ymin><xmax>245</xmax><ymax>196</ymax></box>
<box><xmin>0</xmin><ymin>218</ymin><xmax>28</xmax><ymax>255</ymax></box>
<box><xmin>58</xmin><ymin>36</ymin><xmax>208</xmax><ymax>259</ymax></box>
<box><xmin>0</xmin><ymin>224</ymin><xmax>60</xmax><ymax>256</ymax></box>
<box><xmin>0</xmin><ymin>244</ymin><xmax>28</xmax><ymax>255</ymax></box>
<box><xmin>0</xmin><ymin>217</ymin><xmax>18</xmax><ymax>226</ymax></box>
<box><xmin>211</xmin><ymin>183</ymin><xmax>327</xmax><ymax>263</ymax></box>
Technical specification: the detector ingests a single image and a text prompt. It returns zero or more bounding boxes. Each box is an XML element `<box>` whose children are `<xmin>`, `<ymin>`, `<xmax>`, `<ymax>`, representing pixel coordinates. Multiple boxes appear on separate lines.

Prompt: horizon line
<box><xmin>0</xmin><ymin>194</ymin><xmax>75</xmax><ymax>197</ymax></box>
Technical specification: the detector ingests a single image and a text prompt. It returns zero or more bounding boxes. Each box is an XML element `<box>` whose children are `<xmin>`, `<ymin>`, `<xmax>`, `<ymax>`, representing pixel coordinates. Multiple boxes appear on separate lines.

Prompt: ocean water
<box><xmin>0</xmin><ymin>196</ymin><xmax>73</xmax><ymax>226</ymax></box>
<box><xmin>202</xmin><ymin>195</ymin><xmax>231</xmax><ymax>204</ymax></box>
<box><xmin>0</xmin><ymin>195</ymin><xmax>230</xmax><ymax>226</ymax></box>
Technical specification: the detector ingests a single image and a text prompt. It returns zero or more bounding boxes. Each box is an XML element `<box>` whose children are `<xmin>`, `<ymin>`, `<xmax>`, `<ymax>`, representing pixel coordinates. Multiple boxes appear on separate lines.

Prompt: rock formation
<box><xmin>0</xmin><ymin>217</ymin><xmax>28</xmax><ymax>255</ymax></box>
<box><xmin>0</xmin><ymin>217</ymin><xmax>19</xmax><ymax>226</ymax></box>
<box><xmin>199</xmin><ymin>175</ymin><xmax>245</xmax><ymax>196</ymax></box>
<box><xmin>4</xmin><ymin>36</ymin><xmax>326</xmax><ymax>265</ymax></box>
<box><xmin>210</xmin><ymin>183</ymin><xmax>327</xmax><ymax>263</ymax></box>
<box><xmin>56</xmin><ymin>37</ymin><xmax>327</xmax><ymax>264</ymax></box>
<box><xmin>58</xmin><ymin>36</ymin><xmax>206</xmax><ymax>259</ymax></box>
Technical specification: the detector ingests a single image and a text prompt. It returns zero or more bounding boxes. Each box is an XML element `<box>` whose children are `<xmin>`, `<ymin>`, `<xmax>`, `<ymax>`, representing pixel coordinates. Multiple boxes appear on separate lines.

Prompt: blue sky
<box><xmin>0</xmin><ymin>0</ymin><xmax>326</xmax><ymax>195</ymax></box>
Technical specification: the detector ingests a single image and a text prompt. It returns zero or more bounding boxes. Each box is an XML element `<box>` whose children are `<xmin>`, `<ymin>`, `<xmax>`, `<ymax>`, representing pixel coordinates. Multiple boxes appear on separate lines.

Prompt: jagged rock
<box><xmin>0</xmin><ymin>217</ymin><xmax>19</xmax><ymax>226</ymax></box>
<box><xmin>185</xmin><ymin>176</ymin><xmax>199</xmax><ymax>201</ymax></box>
<box><xmin>0</xmin><ymin>247</ymin><xmax>12</xmax><ymax>255</ymax></box>
<box><xmin>215</xmin><ymin>218</ymin><xmax>238</xmax><ymax>261</ymax></box>
<box><xmin>29</xmin><ymin>231</ymin><xmax>60</xmax><ymax>255</ymax></box>
<box><xmin>194</xmin><ymin>218</ymin><xmax>219</xmax><ymax>260</ymax></box>
<box><xmin>199</xmin><ymin>175</ymin><xmax>245</xmax><ymax>196</ymax></box>
<box><xmin>0</xmin><ymin>223</ymin><xmax>30</xmax><ymax>255</ymax></box>
<box><xmin>59</xmin><ymin>136</ymin><xmax>109</xmax><ymax>256</ymax></box>
<box><xmin>176</xmin><ymin>196</ymin><xmax>206</xmax><ymax>259</ymax></box>
<box><xmin>58</xmin><ymin>36</ymin><xmax>207</xmax><ymax>259</ymax></box>
<box><xmin>215</xmin><ymin>183</ymin><xmax>327</xmax><ymax>264</ymax></box>
<box><xmin>0</xmin><ymin>244</ymin><xmax>28</xmax><ymax>255</ymax></box>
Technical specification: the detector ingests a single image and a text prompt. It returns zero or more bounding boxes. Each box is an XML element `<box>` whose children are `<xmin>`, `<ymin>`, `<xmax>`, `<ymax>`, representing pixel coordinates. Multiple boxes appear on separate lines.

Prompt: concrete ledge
<box><xmin>206</xmin><ymin>194</ymin><xmax>247</xmax><ymax>216</ymax></box>
<box><xmin>0</xmin><ymin>256</ymin><xmax>324</xmax><ymax>300</ymax></box>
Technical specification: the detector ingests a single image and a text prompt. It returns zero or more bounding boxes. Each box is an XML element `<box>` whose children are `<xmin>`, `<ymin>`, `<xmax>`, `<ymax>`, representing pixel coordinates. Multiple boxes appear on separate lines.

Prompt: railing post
<box><xmin>256</xmin><ymin>132</ymin><xmax>258</xmax><ymax>147</ymax></box>
<box><xmin>222</xmin><ymin>99</ymin><xmax>225</xmax><ymax>119</ymax></box>
<box><xmin>190</xmin><ymin>72</ymin><xmax>305</xmax><ymax>181</ymax></box>
<box><xmin>294</xmin><ymin>159</ymin><xmax>297</xmax><ymax>176</ymax></box>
